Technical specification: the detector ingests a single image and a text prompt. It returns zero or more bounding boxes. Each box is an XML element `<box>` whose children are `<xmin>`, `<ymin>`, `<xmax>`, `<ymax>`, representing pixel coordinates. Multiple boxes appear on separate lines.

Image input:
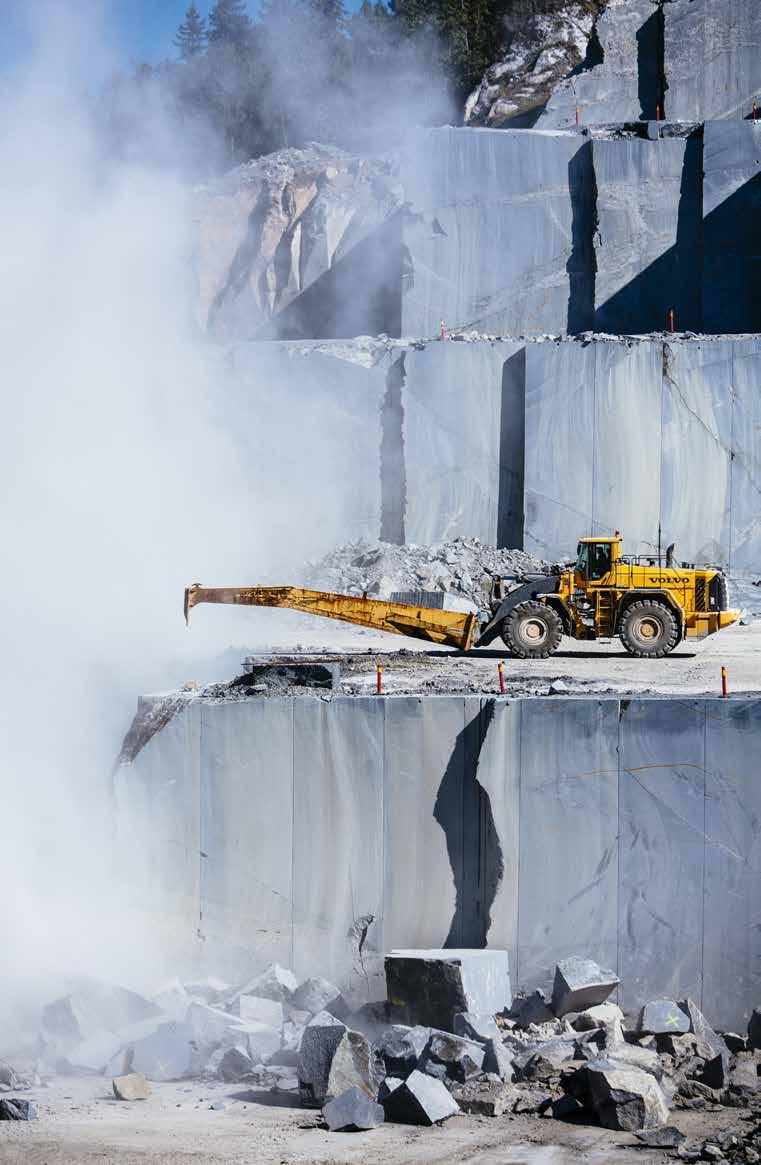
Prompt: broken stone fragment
<box><xmin>217</xmin><ymin>1045</ymin><xmax>256</xmax><ymax>1083</ymax></box>
<box><xmin>122</xmin><ymin>1021</ymin><xmax>196</xmax><ymax>1082</ymax></box>
<box><xmin>572</xmin><ymin>1003</ymin><xmax>624</xmax><ymax>1032</ymax></box>
<box><xmin>385</xmin><ymin>949</ymin><xmax>511</xmax><ymax>1031</ymax></box>
<box><xmin>604</xmin><ymin>1042</ymin><xmax>663</xmax><ymax>1081</ymax></box>
<box><xmin>565</xmin><ymin>1059</ymin><xmax>670</xmax><ymax>1131</ymax></box>
<box><xmin>326</xmin><ymin>1029</ymin><xmax>384</xmax><ymax>1101</ymax></box>
<box><xmin>551</xmin><ymin>957</ymin><xmax>619</xmax><ymax>1018</ymax></box>
<box><xmin>508</xmin><ymin>990</ymin><xmax>555</xmax><ymax>1029</ymax></box>
<box><xmin>453</xmin><ymin>1012</ymin><xmax>502</xmax><ymax>1045</ymax></box>
<box><xmin>699</xmin><ymin>1051</ymin><xmax>730</xmax><ymax>1090</ymax></box>
<box><xmin>728</xmin><ymin>1056</ymin><xmax>759</xmax><ymax>1097</ymax></box>
<box><xmin>723</xmin><ymin>1032</ymin><xmax>748</xmax><ymax>1054</ymax></box>
<box><xmin>297</xmin><ymin>1010</ymin><xmax>346</xmax><ymax>1107</ymax></box>
<box><xmin>112</xmin><ymin>1072</ymin><xmax>151</xmax><ymax>1101</ymax></box>
<box><xmin>638</xmin><ymin>999</ymin><xmax>691</xmax><ymax>1036</ymax></box>
<box><xmin>375</xmin><ymin>1024</ymin><xmax>430</xmax><ymax>1078</ymax></box>
<box><xmin>323</xmin><ymin>1085</ymin><xmax>385</xmax><ymax>1131</ymax></box>
<box><xmin>420</xmin><ymin>1029</ymin><xmax>485</xmax><ymax>1082</ymax></box>
<box><xmin>151</xmin><ymin>979</ymin><xmax>193</xmax><ymax>1020</ymax></box>
<box><xmin>268</xmin><ymin>1020</ymin><xmax>304</xmax><ymax>1068</ymax></box>
<box><xmin>291</xmin><ymin>977</ymin><xmax>346</xmax><ymax>1019</ymax></box>
<box><xmin>65</xmin><ymin>1017</ymin><xmax>166</xmax><ymax>1075</ymax></box>
<box><xmin>635</xmin><ymin>1125</ymin><xmax>686</xmax><ymax>1148</ymax></box>
<box><xmin>182</xmin><ymin>978</ymin><xmax>230</xmax><ymax>1005</ymax></box>
<box><xmin>0</xmin><ymin>1062</ymin><xmax>19</xmax><ymax>1092</ymax></box>
<box><xmin>0</xmin><ymin>1098</ymin><xmax>38</xmax><ymax>1121</ymax></box>
<box><xmin>482</xmin><ymin>1036</ymin><xmax>514</xmax><ymax>1080</ymax></box>
<box><xmin>381</xmin><ymin>1069</ymin><xmax>459</xmax><ymax>1125</ymax></box>
<box><xmin>515</xmin><ymin>1038</ymin><xmax>577</xmax><ymax>1083</ymax></box>
<box><xmin>678</xmin><ymin>999</ymin><xmax>729</xmax><ymax>1060</ymax></box>
<box><xmin>448</xmin><ymin>1073</ymin><xmax>515</xmax><ymax>1116</ymax></box>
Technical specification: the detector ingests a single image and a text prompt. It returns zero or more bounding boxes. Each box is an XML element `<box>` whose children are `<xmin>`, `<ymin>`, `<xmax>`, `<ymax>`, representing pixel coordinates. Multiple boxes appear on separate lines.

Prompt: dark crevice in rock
<box><xmin>380</xmin><ymin>354</ymin><xmax>406</xmax><ymax>545</ymax></box>
<box><xmin>498</xmin><ymin>347</ymin><xmax>526</xmax><ymax>550</ymax></box>
<box><xmin>567</xmin><ymin>139</ymin><xmax>597</xmax><ymax>334</ymax></box>
<box><xmin>434</xmin><ymin>701</ymin><xmax>504</xmax><ymax>949</ymax></box>
<box><xmin>637</xmin><ymin>3</ymin><xmax>667</xmax><ymax>121</ymax></box>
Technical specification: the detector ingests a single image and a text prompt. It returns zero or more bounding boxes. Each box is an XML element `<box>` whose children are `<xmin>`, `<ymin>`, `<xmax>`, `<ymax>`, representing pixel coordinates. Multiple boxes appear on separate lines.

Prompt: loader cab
<box><xmin>575</xmin><ymin>537</ymin><xmax>621</xmax><ymax>583</ymax></box>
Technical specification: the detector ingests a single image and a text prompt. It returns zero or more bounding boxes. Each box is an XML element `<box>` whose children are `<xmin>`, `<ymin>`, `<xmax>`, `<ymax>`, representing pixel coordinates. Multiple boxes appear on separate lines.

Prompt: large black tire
<box><xmin>619</xmin><ymin>600</ymin><xmax>680</xmax><ymax>658</ymax></box>
<box><xmin>502</xmin><ymin>600</ymin><xmax>563</xmax><ymax>659</ymax></box>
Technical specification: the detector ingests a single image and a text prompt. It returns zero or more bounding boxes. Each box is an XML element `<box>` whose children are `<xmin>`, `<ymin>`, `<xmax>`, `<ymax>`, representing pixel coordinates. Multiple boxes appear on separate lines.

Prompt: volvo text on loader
<box><xmin>184</xmin><ymin>534</ymin><xmax>739</xmax><ymax>660</ymax></box>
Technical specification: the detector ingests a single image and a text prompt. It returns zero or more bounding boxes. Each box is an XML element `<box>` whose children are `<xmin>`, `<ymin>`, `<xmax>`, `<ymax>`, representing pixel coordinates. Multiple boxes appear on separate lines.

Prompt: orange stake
<box><xmin>656</xmin><ymin>103</ymin><xmax>661</xmax><ymax>122</ymax></box>
<box><xmin>440</xmin><ymin>319</ymin><xmax>446</xmax><ymax>340</ymax></box>
<box><xmin>669</xmin><ymin>308</ymin><xmax>675</xmax><ymax>333</ymax></box>
<box><xmin>721</xmin><ymin>666</ymin><xmax>728</xmax><ymax>698</ymax></box>
<box><xmin>376</xmin><ymin>663</ymin><xmax>383</xmax><ymax>694</ymax></box>
<box><xmin>575</xmin><ymin>105</ymin><xmax>580</xmax><ymax>126</ymax></box>
<box><xmin>498</xmin><ymin>661</ymin><xmax>505</xmax><ymax>695</ymax></box>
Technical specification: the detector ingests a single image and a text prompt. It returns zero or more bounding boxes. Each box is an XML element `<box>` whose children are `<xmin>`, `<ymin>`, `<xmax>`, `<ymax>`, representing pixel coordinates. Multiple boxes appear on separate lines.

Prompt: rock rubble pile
<box><xmin>5</xmin><ymin>950</ymin><xmax>761</xmax><ymax>1150</ymax></box>
<box><xmin>305</xmin><ymin>537</ymin><xmax>551</xmax><ymax>612</ymax></box>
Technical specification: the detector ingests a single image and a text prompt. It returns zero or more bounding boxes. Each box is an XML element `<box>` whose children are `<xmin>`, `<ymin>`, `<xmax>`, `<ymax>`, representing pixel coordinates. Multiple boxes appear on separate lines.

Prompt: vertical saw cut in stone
<box><xmin>297</xmin><ymin>1011</ymin><xmax>347</xmax><ymax>1108</ymax></box>
<box><xmin>385</xmin><ymin>949</ymin><xmax>511</xmax><ymax>1031</ymax></box>
<box><xmin>380</xmin><ymin>1069</ymin><xmax>460</xmax><ymax>1126</ymax></box>
<box><xmin>323</xmin><ymin>1086</ymin><xmax>385</xmax><ymax>1132</ymax></box>
<box><xmin>552</xmin><ymin>957</ymin><xmax>620</xmax><ymax>1017</ymax></box>
<box><xmin>638</xmin><ymin>999</ymin><xmax>690</xmax><ymax>1035</ymax></box>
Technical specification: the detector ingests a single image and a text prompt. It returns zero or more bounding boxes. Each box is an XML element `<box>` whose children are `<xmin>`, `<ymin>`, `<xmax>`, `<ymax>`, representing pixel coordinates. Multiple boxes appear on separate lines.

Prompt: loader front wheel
<box><xmin>502</xmin><ymin>601</ymin><xmax>563</xmax><ymax>659</ymax></box>
<box><xmin>619</xmin><ymin>599</ymin><xmax>680</xmax><ymax>658</ymax></box>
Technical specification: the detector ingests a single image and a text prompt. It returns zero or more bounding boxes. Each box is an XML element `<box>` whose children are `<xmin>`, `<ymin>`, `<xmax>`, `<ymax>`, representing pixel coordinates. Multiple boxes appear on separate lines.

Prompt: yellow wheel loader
<box><xmin>184</xmin><ymin>535</ymin><xmax>739</xmax><ymax>660</ymax></box>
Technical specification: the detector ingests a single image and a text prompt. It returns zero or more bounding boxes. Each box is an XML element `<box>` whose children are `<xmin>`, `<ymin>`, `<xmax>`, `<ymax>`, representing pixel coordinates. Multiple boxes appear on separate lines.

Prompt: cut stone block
<box><xmin>385</xmin><ymin>950</ymin><xmax>511</xmax><ymax>1031</ymax></box>
<box><xmin>297</xmin><ymin>1011</ymin><xmax>346</xmax><ymax>1107</ymax></box>
<box><xmin>112</xmin><ymin>1072</ymin><xmax>151</xmax><ymax>1101</ymax></box>
<box><xmin>420</xmin><ymin>1029</ymin><xmax>485</xmax><ymax>1082</ymax></box>
<box><xmin>323</xmin><ymin>1086</ymin><xmax>385</xmax><ymax>1131</ymax></box>
<box><xmin>291</xmin><ymin>977</ymin><xmax>346</xmax><ymax>1018</ymax></box>
<box><xmin>638</xmin><ymin>999</ymin><xmax>690</xmax><ymax>1036</ymax></box>
<box><xmin>566</xmin><ymin>1059</ymin><xmax>670</xmax><ymax>1132</ymax></box>
<box><xmin>376</xmin><ymin>1025</ymin><xmax>430</xmax><ymax>1078</ymax></box>
<box><xmin>453</xmin><ymin>1013</ymin><xmax>502</xmax><ymax>1046</ymax></box>
<box><xmin>327</xmin><ymin>1029</ymin><xmax>384</xmax><ymax>1101</ymax></box>
<box><xmin>0</xmin><ymin>1099</ymin><xmax>38</xmax><ymax>1120</ymax></box>
<box><xmin>381</xmin><ymin>1068</ymin><xmax>459</xmax><ymax>1125</ymax></box>
<box><xmin>551</xmin><ymin>957</ymin><xmax>619</xmax><ymax>1018</ymax></box>
<box><xmin>635</xmin><ymin>1126</ymin><xmax>686</xmax><ymax>1149</ymax></box>
<box><xmin>234</xmin><ymin>996</ymin><xmax>284</xmax><ymax>1029</ymax></box>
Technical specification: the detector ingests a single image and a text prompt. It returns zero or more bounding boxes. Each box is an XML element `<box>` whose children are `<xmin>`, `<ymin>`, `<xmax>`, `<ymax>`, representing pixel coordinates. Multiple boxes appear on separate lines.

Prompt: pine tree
<box><xmin>174</xmin><ymin>4</ymin><xmax>208</xmax><ymax>59</ymax></box>
<box><xmin>208</xmin><ymin>0</ymin><xmax>252</xmax><ymax>45</ymax></box>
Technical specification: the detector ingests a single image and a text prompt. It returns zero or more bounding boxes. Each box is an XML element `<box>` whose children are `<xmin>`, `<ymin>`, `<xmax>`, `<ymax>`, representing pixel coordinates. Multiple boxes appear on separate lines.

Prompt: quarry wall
<box><xmin>116</xmin><ymin>694</ymin><xmax>761</xmax><ymax>1030</ymax></box>
<box><xmin>230</xmin><ymin>335</ymin><xmax>761</xmax><ymax>570</ymax></box>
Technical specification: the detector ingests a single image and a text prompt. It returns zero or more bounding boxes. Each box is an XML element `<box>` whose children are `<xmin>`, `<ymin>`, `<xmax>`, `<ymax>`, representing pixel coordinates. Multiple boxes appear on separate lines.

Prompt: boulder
<box><xmin>510</xmin><ymin>991</ymin><xmax>555</xmax><ymax>1029</ymax></box>
<box><xmin>700</xmin><ymin>1051</ymin><xmax>730</xmax><ymax>1090</ymax></box>
<box><xmin>217</xmin><ymin>1045</ymin><xmax>256</xmax><ymax>1083</ymax></box>
<box><xmin>605</xmin><ymin>1042</ymin><xmax>663</xmax><ymax>1081</ymax></box>
<box><xmin>483</xmin><ymin>1036</ymin><xmax>514</xmax><ymax>1081</ymax></box>
<box><xmin>41</xmin><ymin>983</ymin><xmax>162</xmax><ymax>1052</ymax></box>
<box><xmin>234</xmin><ymin>996</ymin><xmax>284</xmax><ymax>1029</ymax></box>
<box><xmin>449</xmin><ymin>1074</ymin><xmax>515</xmax><ymax>1116</ymax></box>
<box><xmin>268</xmin><ymin>1020</ymin><xmax>304</xmax><ymax>1068</ymax></box>
<box><xmin>151</xmin><ymin>979</ymin><xmax>193</xmax><ymax>1020</ymax></box>
<box><xmin>182</xmin><ymin>978</ymin><xmax>230</xmax><ymax>1005</ymax></box>
<box><xmin>572</xmin><ymin>1003</ymin><xmax>624</xmax><ymax>1032</ymax></box>
<box><xmin>420</xmin><ymin>1030</ymin><xmax>485</xmax><ymax>1082</ymax></box>
<box><xmin>0</xmin><ymin>1099</ymin><xmax>37</xmax><ymax>1121</ymax></box>
<box><xmin>729</xmin><ymin>1056</ymin><xmax>759</xmax><ymax>1097</ymax></box>
<box><xmin>124</xmin><ymin>1021</ymin><xmax>196</xmax><ymax>1082</ymax></box>
<box><xmin>566</xmin><ymin>1059</ymin><xmax>670</xmax><ymax>1132</ymax></box>
<box><xmin>326</xmin><ymin>1029</ymin><xmax>384</xmax><ymax>1101</ymax></box>
<box><xmin>65</xmin><ymin>1017</ymin><xmax>164</xmax><ymax>1074</ymax></box>
<box><xmin>638</xmin><ymin>999</ymin><xmax>690</xmax><ymax>1036</ymax></box>
<box><xmin>297</xmin><ymin>1011</ymin><xmax>346</xmax><ymax>1107</ymax></box>
<box><xmin>385</xmin><ymin>949</ymin><xmax>511</xmax><ymax>1031</ymax></box>
<box><xmin>112</xmin><ymin>1072</ymin><xmax>151</xmax><ymax>1101</ymax></box>
<box><xmin>516</xmin><ymin>1038</ymin><xmax>577</xmax><ymax>1083</ymax></box>
<box><xmin>551</xmin><ymin>957</ymin><xmax>619</xmax><ymax>1018</ymax></box>
<box><xmin>225</xmin><ymin>964</ymin><xmax>297</xmax><ymax>1009</ymax></box>
<box><xmin>323</xmin><ymin>1086</ymin><xmax>385</xmax><ymax>1132</ymax></box>
<box><xmin>381</xmin><ymin>1069</ymin><xmax>459</xmax><ymax>1125</ymax></box>
<box><xmin>635</xmin><ymin>1126</ymin><xmax>686</xmax><ymax>1148</ymax></box>
<box><xmin>291</xmin><ymin>977</ymin><xmax>346</xmax><ymax>1018</ymax></box>
<box><xmin>678</xmin><ymin>999</ymin><xmax>729</xmax><ymax>1060</ymax></box>
<box><xmin>0</xmin><ymin>1062</ymin><xmax>19</xmax><ymax>1092</ymax></box>
<box><xmin>375</xmin><ymin>1025</ymin><xmax>430</xmax><ymax>1078</ymax></box>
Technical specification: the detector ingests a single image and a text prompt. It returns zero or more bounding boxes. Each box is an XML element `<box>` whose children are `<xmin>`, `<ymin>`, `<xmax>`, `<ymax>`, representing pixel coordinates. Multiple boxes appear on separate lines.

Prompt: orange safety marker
<box><xmin>498</xmin><ymin>661</ymin><xmax>505</xmax><ymax>695</ymax></box>
<box><xmin>754</xmin><ymin>100</ymin><xmax>758</xmax><ymax>122</ymax></box>
<box><xmin>656</xmin><ymin>104</ymin><xmax>661</xmax><ymax>122</ymax></box>
<box><xmin>669</xmin><ymin>308</ymin><xmax>675</xmax><ymax>333</ymax></box>
<box><xmin>721</xmin><ymin>666</ymin><xmax>728</xmax><ymax>698</ymax></box>
<box><xmin>440</xmin><ymin>319</ymin><xmax>446</xmax><ymax>340</ymax></box>
<box><xmin>376</xmin><ymin>663</ymin><xmax>383</xmax><ymax>694</ymax></box>
<box><xmin>575</xmin><ymin>105</ymin><xmax>580</xmax><ymax>126</ymax></box>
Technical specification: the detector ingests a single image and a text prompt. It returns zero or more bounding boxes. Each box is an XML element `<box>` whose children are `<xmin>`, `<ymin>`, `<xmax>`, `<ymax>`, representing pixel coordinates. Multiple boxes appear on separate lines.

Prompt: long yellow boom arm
<box><xmin>184</xmin><ymin>584</ymin><xmax>477</xmax><ymax>651</ymax></box>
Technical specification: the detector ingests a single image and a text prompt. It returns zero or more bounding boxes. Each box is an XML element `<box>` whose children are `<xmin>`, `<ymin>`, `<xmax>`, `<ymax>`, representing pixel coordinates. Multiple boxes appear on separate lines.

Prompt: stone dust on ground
<box><xmin>1</xmin><ymin>1075</ymin><xmax>754</xmax><ymax>1165</ymax></box>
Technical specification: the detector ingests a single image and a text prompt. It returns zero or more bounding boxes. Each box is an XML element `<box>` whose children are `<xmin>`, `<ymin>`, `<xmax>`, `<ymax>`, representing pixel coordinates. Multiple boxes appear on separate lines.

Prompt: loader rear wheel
<box><xmin>619</xmin><ymin>600</ymin><xmax>679</xmax><ymax>658</ymax></box>
<box><xmin>502</xmin><ymin>601</ymin><xmax>563</xmax><ymax>659</ymax></box>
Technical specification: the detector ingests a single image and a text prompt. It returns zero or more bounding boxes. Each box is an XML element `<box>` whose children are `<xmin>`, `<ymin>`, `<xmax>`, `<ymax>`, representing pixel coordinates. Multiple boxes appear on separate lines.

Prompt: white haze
<box><xmin>0</xmin><ymin>4</ymin><xmax>320</xmax><ymax>1024</ymax></box>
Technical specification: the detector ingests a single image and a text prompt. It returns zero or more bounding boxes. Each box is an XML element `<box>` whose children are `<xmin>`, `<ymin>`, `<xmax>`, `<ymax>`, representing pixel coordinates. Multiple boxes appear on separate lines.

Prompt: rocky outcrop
<box><xmin>194</xmin><ymin>144</ymin><xmax>403</xmax><ymax>341</ymax></box>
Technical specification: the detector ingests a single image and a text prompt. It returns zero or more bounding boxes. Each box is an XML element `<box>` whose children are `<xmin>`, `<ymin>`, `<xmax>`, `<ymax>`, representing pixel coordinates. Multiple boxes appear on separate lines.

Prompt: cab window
<box><xmin>576</xmin><ymin>542</ymin><xmax>612</xmax><ymax>580</ymax></box>
<box><xmin>575</xmin><ymin>543</ymin><xmax>588</xmax><ymax>574</ymax></box>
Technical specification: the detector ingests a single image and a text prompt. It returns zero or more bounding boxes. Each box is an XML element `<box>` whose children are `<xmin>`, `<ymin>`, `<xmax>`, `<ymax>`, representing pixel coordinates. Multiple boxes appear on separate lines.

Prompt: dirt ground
<box><xmin>1</xmin><ymin>1075</ymin><xmax>755</xmax><ymax>1165</ymax></box>
<box><xmin>236</xmin><ymin>618</ymin><xmax>761</xmax><ymax>700</ymax></box>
